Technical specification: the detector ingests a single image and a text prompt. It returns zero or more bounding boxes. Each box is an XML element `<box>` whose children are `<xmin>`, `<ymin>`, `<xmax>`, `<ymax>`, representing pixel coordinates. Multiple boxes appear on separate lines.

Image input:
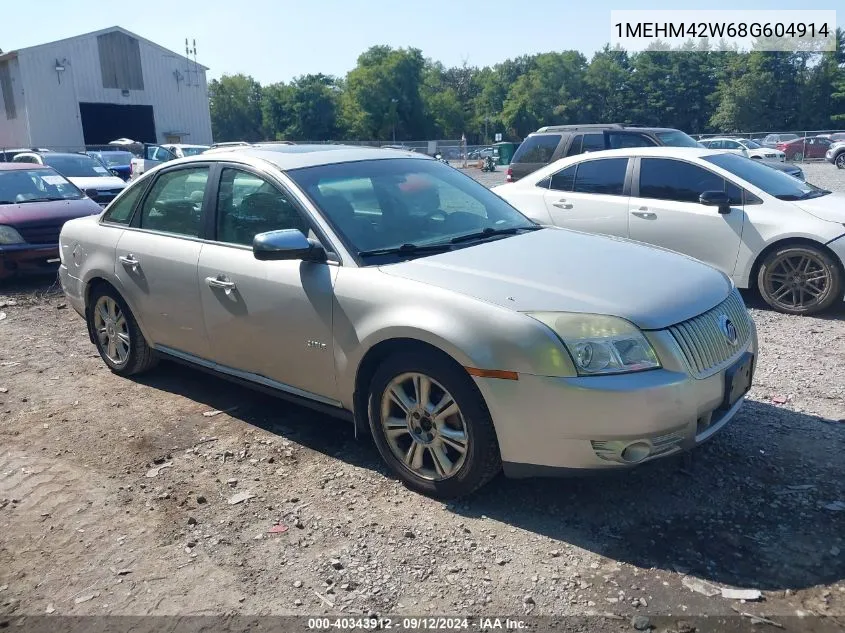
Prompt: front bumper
<box><xmin>475</xmin><ymin>323</ymin><xmax>758</xmax><ymax>477</ymax></box>
<box><xmin>0</xmin><ymin>243</ymin><xmax>61</xmax><ymax>279</ymax></box>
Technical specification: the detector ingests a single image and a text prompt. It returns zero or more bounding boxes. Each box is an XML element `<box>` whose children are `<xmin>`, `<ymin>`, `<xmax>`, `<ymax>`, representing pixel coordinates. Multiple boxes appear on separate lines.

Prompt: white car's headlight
<box><xmin>527</xmin><ymin>312</ymin><xmax>661</xmax><ymax>376</ymax></box>
<box><xmin>0</xmin><ymin>225</ymin><xmax>24</xmax><ymax>245</ymax></box>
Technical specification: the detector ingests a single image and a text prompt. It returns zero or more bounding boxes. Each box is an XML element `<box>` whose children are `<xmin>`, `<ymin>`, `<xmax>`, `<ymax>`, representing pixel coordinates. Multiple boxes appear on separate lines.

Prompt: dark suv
<box><xmin>506</xmin><ymin>124</ymin><xmax>702</xmax><ymax>182</ymax></box>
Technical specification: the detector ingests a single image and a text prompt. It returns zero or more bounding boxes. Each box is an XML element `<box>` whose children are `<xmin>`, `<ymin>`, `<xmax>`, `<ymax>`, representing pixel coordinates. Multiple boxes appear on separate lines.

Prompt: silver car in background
<box><xmin>58</xmin><ymin>146</ymin><xmax>757</xmax><ymax>498</ymax></box>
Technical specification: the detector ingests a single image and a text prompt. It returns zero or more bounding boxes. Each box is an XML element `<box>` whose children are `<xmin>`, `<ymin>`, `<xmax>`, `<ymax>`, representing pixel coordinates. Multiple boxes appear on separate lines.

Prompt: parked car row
<box><xmin>55</xmin><ymin>144</ymin><xmax>764</xmax><ymax>498</ymax></box>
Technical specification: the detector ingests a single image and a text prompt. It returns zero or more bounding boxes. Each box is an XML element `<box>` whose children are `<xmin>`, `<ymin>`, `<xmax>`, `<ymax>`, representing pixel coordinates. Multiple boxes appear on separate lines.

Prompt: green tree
<box><xmin>208</xmin><ymin>74</ymin><xmax>264</xmax><ymax>142</ymax></box>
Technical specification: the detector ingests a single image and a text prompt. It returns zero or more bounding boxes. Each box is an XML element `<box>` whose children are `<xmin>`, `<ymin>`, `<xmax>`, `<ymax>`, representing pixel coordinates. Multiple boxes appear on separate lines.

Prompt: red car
<box><xmin>776</xmin><ymin>136</ymin><xmax>833</xmax><ymax>161</ymax></box>
<box><xmin>0</xmin><ymin>163</ymin><xmax>102</xmax><ymax>280</ymax></box>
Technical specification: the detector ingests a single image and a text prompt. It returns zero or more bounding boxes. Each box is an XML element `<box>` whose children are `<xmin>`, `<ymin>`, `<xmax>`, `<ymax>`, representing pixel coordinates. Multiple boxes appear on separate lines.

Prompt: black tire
<box><xmin>835</xmin><ymin>153</ymin><xmax>845</xmax><ymax>169</ymax></box>
<box><xmin>87</xmin><ymin>284</ymin><xmax>158</xmax><ymax>375</ymax></box>
<box><xmin>757</xmin><ymin>245</ymin><xmax>842</xmax><ymax>315</ymax></box>
<box><xmin>367</xmin><ymin>350</ymin><xmax>501</xmax><ymax>498</ymax></box>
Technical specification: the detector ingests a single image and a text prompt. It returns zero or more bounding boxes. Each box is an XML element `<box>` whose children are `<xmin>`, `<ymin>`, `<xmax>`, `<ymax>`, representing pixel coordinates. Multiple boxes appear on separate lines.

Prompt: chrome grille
<box><xmin>667</xmin><ymin>290</ymin><xmax>752</xmax><ymax>378</ymax></box>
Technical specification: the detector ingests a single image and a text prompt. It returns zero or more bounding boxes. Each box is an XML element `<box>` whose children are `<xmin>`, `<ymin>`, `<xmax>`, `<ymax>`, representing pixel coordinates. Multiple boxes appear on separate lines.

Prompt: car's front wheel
<box><xmin>835</xmin><ymin>153</ymin><xmax>845</xmax><ymax>169</ymax></box>
<box><xmin>757</xmin><ymin>245</ymin><xmax>842</xmax><ymax>315</ymax></box>
<box><xmin>367</xmin><ymin>351</ymin><xmax>501</xmax><ymax>498</ymax></box>
<box><xmin>88</xmin><ymin>285</ymin><xmax>158</xmax><ymax>375</ymax></box>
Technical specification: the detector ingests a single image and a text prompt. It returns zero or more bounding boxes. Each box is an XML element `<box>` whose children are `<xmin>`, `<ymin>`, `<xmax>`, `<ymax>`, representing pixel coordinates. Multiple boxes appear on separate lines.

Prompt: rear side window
<box><xmin>549</xmin><ymin>165</ymin><xmax>576</xmax><ymax>191</ymax></box>
<box><xmin>139</xmin><ymin>167</ymin><xmax>209</xmax><ymax>237</ymax></box>
<box><xmin>639</xmin><ymin>158</ymin><xmax>740</xmax><ymax>204</ymax></box>
<box><xmin>607</xmin><ymin>133</ymin><xmax>656</xmax><ymax>149</ymax></box>
<box><xmin>102</xmin><ymin>183</ymin><xmax>144</xmax><ymax>224</ymax></box>
<box><xmin>581</xmin><ymin>134</ymin><xmax>605</xmax><ymax>152</ymax></box>
<box><xmin>512</xmin><ymin>135</ymin><xmax>561</xmax><ymax>164</ymax></box>
<box><xmin>573</xmin><ymin>158</ymin><xmax>628</xmax><ymax>195</ymax></box>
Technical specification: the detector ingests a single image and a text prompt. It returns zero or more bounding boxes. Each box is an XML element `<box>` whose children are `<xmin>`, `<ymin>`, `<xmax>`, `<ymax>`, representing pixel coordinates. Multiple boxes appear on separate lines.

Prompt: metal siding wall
<box><xmin>97</xmin><ymin>32</ymin><xmax>144</xmax><ymax>90</ymax></box>
<box><xmin>0</xmin><ymin>58</ymin><xmax>29</xmax><ymax>147</ymax></box>
<box><xmin>11</xmin><ymin>30</ymin><xmax>213</xmax><ymax>148</ymax></box>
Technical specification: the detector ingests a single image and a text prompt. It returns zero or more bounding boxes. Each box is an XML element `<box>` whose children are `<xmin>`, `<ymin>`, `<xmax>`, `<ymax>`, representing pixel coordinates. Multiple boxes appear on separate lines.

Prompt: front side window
<box><xmin>512</xmin><ymin>135</ymin><xmax>561</xmax><ymax>163</ymax></box>
<box><xmin>723</xmin><ymin>140</ymin><xmax>742</xmax><ymax>150</ymax></box>
<box><xmin>640</xmin><ymin>158</ymin><xmax>729</xmax><ymax>204</ymax></box>
<box><xmin>572</xmin><ymin>158</ymin><xmax>628</xmax><ymax>196</ymax></box>
<box><xmin>216</xmin><ymin>168</ymin><xmax>308</xmax><ymax>246</ymax></box>
<box><xmin>288</xmin><ymin>158</ymin><xmax>535</xmax><ymax>259</ymax></box>
<box><xmin>0</xmin><ymin>168</ymin><xmax>83</xmax><ymax>205</ymax></box>
<box><xmin>139</xmin><ymin>167</ymin><xmax>209</xmax><ymax>236</ymax></box>
<box><xmin>549</xmin><ymin>165</ymin><xmax>576</xmax><ymax>192</ymax></box>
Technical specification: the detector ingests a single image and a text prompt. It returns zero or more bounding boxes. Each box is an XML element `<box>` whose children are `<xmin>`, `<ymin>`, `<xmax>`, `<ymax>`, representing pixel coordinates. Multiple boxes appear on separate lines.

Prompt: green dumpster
<box><xmin>494</xmin><ymin>141</ymin><xmax>519</xmax><ymax>165</ymax></box>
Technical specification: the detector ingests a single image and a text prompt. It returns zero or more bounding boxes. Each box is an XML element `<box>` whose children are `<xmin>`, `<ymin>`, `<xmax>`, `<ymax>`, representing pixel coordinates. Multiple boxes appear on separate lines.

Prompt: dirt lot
<box><xmin>1</xmin><ymin>163</ymin><xmax>844</xmax><ymax>631</ymax></box>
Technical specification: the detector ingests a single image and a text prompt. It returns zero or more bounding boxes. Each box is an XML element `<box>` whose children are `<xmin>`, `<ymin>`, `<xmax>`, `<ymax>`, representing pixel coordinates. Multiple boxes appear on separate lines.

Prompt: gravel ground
<box><xmin>0</xmin><ymin>162</ymin><xmax>843</xmax><ymax>630</ymax></box>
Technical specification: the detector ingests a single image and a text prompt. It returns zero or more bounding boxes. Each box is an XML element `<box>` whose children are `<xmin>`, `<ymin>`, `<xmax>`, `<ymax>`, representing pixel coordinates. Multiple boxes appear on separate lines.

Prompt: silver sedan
<box><xmin>58</xmin><ymin>145</ymin><xmax>757</xmax><ymax>498</ymax></box>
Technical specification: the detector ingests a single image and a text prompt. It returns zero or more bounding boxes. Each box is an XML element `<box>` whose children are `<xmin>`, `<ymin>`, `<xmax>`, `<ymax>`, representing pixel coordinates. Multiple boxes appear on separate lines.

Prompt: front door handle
<box><xmin>552</xmin><ymin>199</ymin><xmax>573</xmax><ymax>209</ymax></box>
<box><xmin>205</xmin><ymin>275</ymin><xmax>237</xmax><ymax>293</ymax></box>
<box><xmin>118</xmin><ymin>254</ymin><xmax>140</xmax><ymax>269</ymax></box>
<box><xmin>631</xmin><ymin>210</ymin><xmax>657</xmax><ymax>220</ymax></box>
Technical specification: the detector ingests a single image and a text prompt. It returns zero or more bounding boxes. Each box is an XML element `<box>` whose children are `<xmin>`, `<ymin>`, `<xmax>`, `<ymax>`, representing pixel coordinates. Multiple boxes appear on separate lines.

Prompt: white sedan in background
<box><xmin>493</xmin><ymin>147</ymin><xmax>845</xmax><ymax>315</ymax></box>
<box><xmin>700</xmin><ymin>137</ymin><xmax>785</xmax><ymax>161</ymax></box>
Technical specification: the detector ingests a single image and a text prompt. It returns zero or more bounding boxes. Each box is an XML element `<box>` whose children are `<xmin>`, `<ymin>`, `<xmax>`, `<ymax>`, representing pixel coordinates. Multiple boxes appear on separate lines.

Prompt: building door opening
<box><xmin>79</xmin><ymin>103</ymin><xmax>156</xmax><ymax>144</ymax></box>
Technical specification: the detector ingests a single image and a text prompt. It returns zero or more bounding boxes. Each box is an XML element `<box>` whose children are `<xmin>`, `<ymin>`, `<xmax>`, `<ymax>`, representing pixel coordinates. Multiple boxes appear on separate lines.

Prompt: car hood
<box><xmin>0</xmin><ymin>197</ymin><xmax>103</xmax><ymax>226</ymax></box>
<box><xmin>67</xmin><ymin>176</ymin><xmax>127</xmax><ymax>190</ymax></box>
<box><xmin>791</xmin><ymin>192</ymin><xmax>845</xmax><ymax>224</ymax></box>
<box><xmin>378</xmin><ymin>228</ymin><xmax>732</xmax><ymax>330</ymax></box>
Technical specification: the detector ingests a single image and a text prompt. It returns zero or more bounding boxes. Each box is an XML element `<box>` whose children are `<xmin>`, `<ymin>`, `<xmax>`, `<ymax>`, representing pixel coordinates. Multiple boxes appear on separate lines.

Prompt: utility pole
<box><xmin>391</xmin><ymin>98</ymin><xmax>399</xmax><ymax>143</ymax></box>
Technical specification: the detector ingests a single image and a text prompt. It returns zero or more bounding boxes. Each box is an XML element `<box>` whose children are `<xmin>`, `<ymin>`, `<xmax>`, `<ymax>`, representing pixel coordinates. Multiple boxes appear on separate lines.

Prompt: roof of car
<box><xmin>0</xmin><ymin>162</ymin><xmax>51</xmax><ymax>171</ymax></box>
<box><xmin>532</xmin><ymin>125</ymin><xmax>683</xmax><ymax>136</ymax></box>
<box><xmin>182</xmin><ymin>144</ymin><xmax>428</xmax><ymax>170</ymax></box>
<box><xmin>557</xmin><ymin>147</ymin><xmax>717</xmax><ymax>159</ymax></box>
<box><xmin>18</xmin><ymin>151</ymin><xmax>91</xmax><ymax>158</ymax></box>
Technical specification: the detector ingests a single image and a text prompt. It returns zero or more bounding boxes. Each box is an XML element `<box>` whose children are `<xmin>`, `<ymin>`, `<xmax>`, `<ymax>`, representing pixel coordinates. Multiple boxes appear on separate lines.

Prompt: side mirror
<box><xmin>84</xmin><ymin>188</ymin><xmax>99</xmax><ymax>201</ymax></box>
<box><xmin>253</xmin><ymin>229</ymin><xmax>327</xmax><ymax>262</ymax></box>
<box><xmin>699</xmin><ymin>190</ymin><xmax>732</xmax><ymax>214</ymax></box>
<box><xmin>110</xmin><ymin>169</ymin><xmax>121</xmax><ymax>177</ymax></box>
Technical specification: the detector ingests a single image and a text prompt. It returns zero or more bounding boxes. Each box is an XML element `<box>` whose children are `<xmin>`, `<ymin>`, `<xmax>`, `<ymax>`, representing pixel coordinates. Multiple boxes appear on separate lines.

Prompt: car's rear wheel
<box><xmin>757</xmin><ymin>245</ymin><xmax>842</xmax><ymax>315</ymax></box>
<box><xmin>367</xmin><ymin>351</ymin><xmax>501</xmax><ymax>498</ymax></box>
<box><xmin>836</xmin><ymin>153</ymin><xmax>845</xmax><ymax>169</ymax></box>
<box><xmin>88</xmin><ymin>286</ymin><xmax>157</xmax><ymax>375</ymax></box>
<box><xmin>791</xmin><ymin>152</ymin><xmax>804</xmax><ymax>161</ymax></box>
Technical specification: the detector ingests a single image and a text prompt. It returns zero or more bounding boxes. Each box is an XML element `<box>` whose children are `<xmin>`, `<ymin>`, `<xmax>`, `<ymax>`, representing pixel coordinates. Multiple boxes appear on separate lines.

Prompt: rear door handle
<box><xmin>118</xmin><ymin>254</ymin><xmax>140</xmax><ymax>269</ymax></box>
<box><xmin>552</xmin><ymin>199</ymin><xmax>573</xmax><ymax>209</ymax></box>
<box><xmin>631</xmin><ymin>210</ymin><xmax>657</xmax><ymax>219</ymax></box>
<box><xmin>205</xmin><ymin>275</ymin><xmax>237</xmax><ymax>293</ymax></box>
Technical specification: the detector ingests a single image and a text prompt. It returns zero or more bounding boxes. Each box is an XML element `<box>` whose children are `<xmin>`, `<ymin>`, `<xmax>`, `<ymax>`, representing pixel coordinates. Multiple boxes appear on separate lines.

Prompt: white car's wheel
<box><xmin>757</xmin><ymin>245</ymin><xmax>842</xmax><ymax>315</ymax></box>
<box><xmin>835</xmin><ymin>153</ymin><xmax>845</xmax><ymax>169</ymax></box>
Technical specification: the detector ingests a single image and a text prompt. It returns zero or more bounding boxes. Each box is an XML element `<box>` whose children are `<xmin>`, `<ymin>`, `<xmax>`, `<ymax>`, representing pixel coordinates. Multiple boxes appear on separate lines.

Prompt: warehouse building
<box><xmin>0</xmin><ymin>26</ymin><xmax>212</xmax><ymax>150</ymax></box>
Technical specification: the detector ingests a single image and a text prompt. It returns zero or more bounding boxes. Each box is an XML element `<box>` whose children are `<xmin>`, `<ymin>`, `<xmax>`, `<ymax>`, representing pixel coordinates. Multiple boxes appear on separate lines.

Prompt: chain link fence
<box><xmin>693</xmin><ymin>130</ymin><xmax>845</xmax><ymax>163</ymax></box>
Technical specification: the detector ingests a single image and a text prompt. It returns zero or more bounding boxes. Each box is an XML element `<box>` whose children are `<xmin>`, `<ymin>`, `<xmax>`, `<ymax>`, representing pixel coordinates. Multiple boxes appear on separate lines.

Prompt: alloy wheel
<box><xmin>379</xmin><ymin>372</ymin><xmax>468</xmax><ymax>481</ymax></box>
<box><xmin>93</xmin><ymin>296</ymin><xmax>131</xmax><ymax>366</ymax></box>
<box><xmin>762</xmin><ymin>251</ymin><xmax>832</xmax><ymax>312</ymax></box>
<box><xmin>836</xmin><ymin>154</ymin><xmax>845</xmax><ymax>169</ymax></box>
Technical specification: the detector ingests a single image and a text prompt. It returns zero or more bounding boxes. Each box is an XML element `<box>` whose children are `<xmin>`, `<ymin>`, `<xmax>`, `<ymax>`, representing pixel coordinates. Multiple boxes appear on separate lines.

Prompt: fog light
<box><xmin>620</xmin><ymin>441</ymin><xmax>652</xmax><ymax>464</ymax></box>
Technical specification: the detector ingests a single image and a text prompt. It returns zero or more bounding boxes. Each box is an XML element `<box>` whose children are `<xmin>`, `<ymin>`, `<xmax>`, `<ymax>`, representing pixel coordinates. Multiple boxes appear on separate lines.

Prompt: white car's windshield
<box><xmin>289</xmin><ymin>158</ymin><xmax>538</xmax><ymax>260</ymax></box>
<box><xmin>0</xmin><ymin>168</ymin><xmax>83</xmax><ymax>204</ymax></box>
<box><xmin>44</xmin><ymin>154</ymin><xmax>111</xmax><ymax>178</ymax></box>
<box><xmin>704</xmin><ymin>153</ymin><xmax>830</xmax><ymax>200</ymax></box>
<box><xmin>739</xmin><ymin>139</ymin><xmax>762</xmax><ymax>149</ymax></box>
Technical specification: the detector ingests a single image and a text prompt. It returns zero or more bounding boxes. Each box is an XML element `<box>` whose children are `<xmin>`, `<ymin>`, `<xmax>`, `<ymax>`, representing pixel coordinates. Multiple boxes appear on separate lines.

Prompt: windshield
<box><xmin>703</xmin><ymin>153</ymin><xmax>829</xmax><ymax>200</ymax></box>
<box><xmin>179</xmin><ymin>147</ymin><xmax>207</xmax><ymax>157</ymax></box>
<box><xmin>655</xmin><ymin>130</ymin><xmax>703</xmax><ymax>148</ymax></box>
<box><xmin>43</xmin><ymin>154</ymin><xmax>111</xmax><ymax>178</ymax></box>
<box><xmin>739</xmin><ymin>139</ymin><xmax>762</xmax><ymax>149</ymax></box>
<box><xmin>96</xmin><ymin>152</ymin><xmax>132</xmax><ymax>167</ymax></box>
<box><xmin>288</xmin><ymin>158</ymin><xmax>537</xmax><ymax>262</ymax></box>
<box><xmin>0</xmin><ymin>168</ymin><xmax>83</xmax><ymax>204</ymax></box>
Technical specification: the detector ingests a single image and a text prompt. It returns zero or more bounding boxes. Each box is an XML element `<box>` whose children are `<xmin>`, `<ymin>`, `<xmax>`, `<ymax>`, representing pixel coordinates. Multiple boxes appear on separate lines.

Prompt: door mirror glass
<box><xmin>699</xmin><ymin>190</ymin><xmax>732</xmax><ymax>208</ymax></box>
<box><xmin>253</xmin><ymin>229</ymin><xmax>326</xmax><ymax>262</ymax></box>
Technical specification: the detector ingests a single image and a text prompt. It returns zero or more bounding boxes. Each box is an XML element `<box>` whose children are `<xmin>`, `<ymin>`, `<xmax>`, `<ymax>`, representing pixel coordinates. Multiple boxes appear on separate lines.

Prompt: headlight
<box><xmin>527</xmin><ymin>312</ymin><xmax>661</xmax><ymax>376</ymax></box>
<box><xmin>0</xmin><ymin>225</ymin><xmax>24</xmax><ymax>245</ymax></box>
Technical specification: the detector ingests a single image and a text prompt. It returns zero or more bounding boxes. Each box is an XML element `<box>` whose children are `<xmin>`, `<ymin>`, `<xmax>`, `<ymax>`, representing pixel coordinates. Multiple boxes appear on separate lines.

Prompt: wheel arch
<box><xmin>83</xmin><ymin>276</ymin><xmax>153</xmax><ymax>346</ymax></box>
<box><xmin>748</xmin><ymin>237</ymin><xmax>845</xmax><ymax>291</ymax></box>
<box><xmin>352</xmin><ymin>337</ymin><xmax>481</xmax><ymax>439</ymax></box>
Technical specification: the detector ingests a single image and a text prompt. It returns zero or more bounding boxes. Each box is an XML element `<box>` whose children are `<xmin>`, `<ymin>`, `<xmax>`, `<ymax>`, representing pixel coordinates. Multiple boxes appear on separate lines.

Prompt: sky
<box><xmin>1</xmin><ymin>0</ymin><xmax>842</xmax><ymax>85</ymax></box>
